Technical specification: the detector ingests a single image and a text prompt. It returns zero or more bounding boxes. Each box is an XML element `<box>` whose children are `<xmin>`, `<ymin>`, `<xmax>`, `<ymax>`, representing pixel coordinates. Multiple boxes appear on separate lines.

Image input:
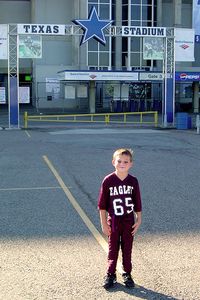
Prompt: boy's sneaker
<box><xmin>122</xmin><ymin>273</ymin><xmax>135</xmax><ymax>288</ymax></box>
<box><xmin>103</xmin><ymin>273</ymin><xmax>116</xmax><ymax>289</ymax></box>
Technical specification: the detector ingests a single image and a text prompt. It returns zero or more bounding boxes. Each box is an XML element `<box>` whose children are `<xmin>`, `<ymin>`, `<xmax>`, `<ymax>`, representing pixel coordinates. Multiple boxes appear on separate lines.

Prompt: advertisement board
<box><xmin>143</xmin><ymin>37</ymin><xmax>164</xmax><ymax>60</ymax></box>
<box><xmin>175</xmin><ymin>72</ymin><xmax>200</xmax><ymax>81</ymax></box>
<box><xmin>0</xmin><ymin>24</ymin><xmax>8</xmax><ymax>60</ymax></box>
<box><xmin>58</xmin><ymin>71</ymin><xmax>138</xmax><ymax>81</ymax></box>
<box><xmin>0</xmin><ymin>87</ymin><xmax>6</xmax><ymax>103</ymax></box>
<box><xmin>19</xmin><ymin>87</ymin><xmax>30</xmax><ymax>104</ymax></box>
<box><xmin>19</xmin><ymin>35</ymin><xmax>42</xmax><ymax>58</ymax></box>
<box><xmin>175</xmin><ymin>28</ymin><xmax>195</xmax><ymax>62</ymax></box>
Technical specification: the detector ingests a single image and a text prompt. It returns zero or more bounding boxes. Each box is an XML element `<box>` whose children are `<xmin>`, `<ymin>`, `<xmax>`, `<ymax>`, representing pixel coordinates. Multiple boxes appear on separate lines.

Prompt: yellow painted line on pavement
<box><xmin>25</xmin><ymin>130</ymin><xmax>31</xmax><ymax>138</ymax></box>
<box><xmin>0</xmin><ymin>186</ymin><xmax>62</xmax><ymax>192</ymax></box>
<box><xmin>43</xmin><ymin>155</ymin><xmax>108</xmax><ymax>254</ymax></box>
<box><xmin>43</xmin><ymin>155</ymin><xmax>124</xmax><ymax>275</ymax></box>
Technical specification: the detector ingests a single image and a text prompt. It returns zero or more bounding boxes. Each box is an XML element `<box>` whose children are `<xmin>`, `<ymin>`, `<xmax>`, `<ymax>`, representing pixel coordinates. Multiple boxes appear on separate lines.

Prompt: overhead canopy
<box><xmin>57</xmin><ymin>70</ymin><xmax>139</xmax><ymax>81</ymax></box>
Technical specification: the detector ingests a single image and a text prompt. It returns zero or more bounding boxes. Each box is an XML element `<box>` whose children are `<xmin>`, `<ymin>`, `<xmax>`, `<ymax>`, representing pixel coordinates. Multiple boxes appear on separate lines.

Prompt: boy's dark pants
<box><xmin>107</xmin><ymin>215</ymin><xmax>134</xmax><ymax>274</ymax></box>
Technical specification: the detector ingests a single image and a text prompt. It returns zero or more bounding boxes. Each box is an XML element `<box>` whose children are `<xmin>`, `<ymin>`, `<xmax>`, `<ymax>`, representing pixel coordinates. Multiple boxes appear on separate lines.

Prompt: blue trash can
<box><xmin>176</xmin><ymin>113</ymin><xmax>189</xmax><ymax>129</ymax></box>
<box><xmin>188</xmin><ymin>116</ymin><xmax>192</xmax><ymax>129</ymax></box>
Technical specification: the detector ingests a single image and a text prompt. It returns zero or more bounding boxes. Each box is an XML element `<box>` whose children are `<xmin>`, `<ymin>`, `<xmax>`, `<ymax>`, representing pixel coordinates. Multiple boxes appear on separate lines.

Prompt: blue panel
<box><xmin>10</xmin><ymin>77</ymin><xmax>19</xmax><ymax>127</ymax></box>
<box><xmin>175</xmin><ymin>72</ymin><xmax>200</xmax><ymax>81</ymax></box>
<box><xmin>166</xmin><ymin>78</ymin><xmax>174</xmax><ymax>123</ymax></box>
<box><xmin>195</xmin><ymin>35</ymin><xmax>200</xmax><ymax>43</ymax></box>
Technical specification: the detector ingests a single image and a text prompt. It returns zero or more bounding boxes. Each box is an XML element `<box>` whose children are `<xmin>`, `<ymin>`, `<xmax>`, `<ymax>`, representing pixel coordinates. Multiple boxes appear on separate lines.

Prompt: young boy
<box><xmin>98</xmin><ymin>148</ymin><xmax>142</xmax><ymax>289</ymax></box>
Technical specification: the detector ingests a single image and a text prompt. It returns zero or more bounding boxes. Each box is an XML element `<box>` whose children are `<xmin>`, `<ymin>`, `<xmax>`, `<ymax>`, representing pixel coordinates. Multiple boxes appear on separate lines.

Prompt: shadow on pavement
<box><xmin>106</xmin><ymin>283</ymin><xmax>179</xmax><ymax>300</ymax></box>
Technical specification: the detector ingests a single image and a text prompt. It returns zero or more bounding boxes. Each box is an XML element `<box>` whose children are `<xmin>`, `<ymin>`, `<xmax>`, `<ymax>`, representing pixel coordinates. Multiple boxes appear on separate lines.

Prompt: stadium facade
<box><xmin>0</xmin><ymin>0</ymin><xmax>199</xmax><ymax>121</ymax></box>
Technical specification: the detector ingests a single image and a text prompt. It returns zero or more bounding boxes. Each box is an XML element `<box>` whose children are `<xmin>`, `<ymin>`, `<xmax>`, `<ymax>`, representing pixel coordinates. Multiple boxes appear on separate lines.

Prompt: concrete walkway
<box><xmin>0</xmin><ymin>126</ymin><xmax>199</xmax><ymax>299</ymax></box>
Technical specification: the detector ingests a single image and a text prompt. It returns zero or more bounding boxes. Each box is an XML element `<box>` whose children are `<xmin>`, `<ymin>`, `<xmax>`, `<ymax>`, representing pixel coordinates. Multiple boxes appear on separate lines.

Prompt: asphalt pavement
<box><xmin>0</xmin><ymin>121</ymin><xmax>200</xmax><ymax>300</ymax></box>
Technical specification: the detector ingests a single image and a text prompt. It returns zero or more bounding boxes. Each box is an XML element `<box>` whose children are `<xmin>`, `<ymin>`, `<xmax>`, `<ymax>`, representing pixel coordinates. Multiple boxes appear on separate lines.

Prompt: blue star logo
<box><xmin>73</xmin><ymin>6</ymin><xmax>113</xmax><ymax>45</ymax></box>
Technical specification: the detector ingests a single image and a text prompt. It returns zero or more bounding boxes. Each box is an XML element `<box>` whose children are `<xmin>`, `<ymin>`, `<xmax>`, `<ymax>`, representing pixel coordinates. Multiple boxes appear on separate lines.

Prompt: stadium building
<box><xmin>0</xmin><ymin>0</ymin><xmax>199</xmax><ymax>125</ymax></box>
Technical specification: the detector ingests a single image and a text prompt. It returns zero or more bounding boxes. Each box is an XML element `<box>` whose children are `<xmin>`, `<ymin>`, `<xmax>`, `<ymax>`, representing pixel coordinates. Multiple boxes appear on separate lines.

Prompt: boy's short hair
<box><xmin>113</xmin><ymin>148</ymin><xmax>134</xmax><ymax>162</ymax></box>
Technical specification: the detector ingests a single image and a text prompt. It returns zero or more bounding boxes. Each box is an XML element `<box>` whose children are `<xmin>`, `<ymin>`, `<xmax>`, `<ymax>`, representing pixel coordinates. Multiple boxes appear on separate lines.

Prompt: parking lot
<box><xmin>0</xmin><ymin>124</ymin><xmax>200</xmax><ymax>299</ymax></box>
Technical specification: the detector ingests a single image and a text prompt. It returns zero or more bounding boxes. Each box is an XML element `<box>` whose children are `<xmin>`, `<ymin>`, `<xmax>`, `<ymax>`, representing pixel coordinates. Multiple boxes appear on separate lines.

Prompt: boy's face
<box><xmin>112</xmin><ymin>154</ymin><xmax>133</xmax><ymax>174</ymax></box>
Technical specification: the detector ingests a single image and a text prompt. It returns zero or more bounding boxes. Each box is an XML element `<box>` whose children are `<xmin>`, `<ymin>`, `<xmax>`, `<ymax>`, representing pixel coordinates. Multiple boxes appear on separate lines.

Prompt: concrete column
<box><xmin>156</xmin><ymin>1</ymin><xmax>163</xmax><ymax>70</ymax></box>
<box><xmin>193</xmin><ymin>82</ymin><xmax>200</xmax><ymax>113</ymax></box>
<box><xmin>72</xmin><ymin>0</ymin><xmax>80</xmax><ymax>68</ymax></box>
<box><xmin>89</xmin><ymin>81</ymin><xmax>96</xmax><ymax>113</ymax></box>
<box><xmin>79</xmin><ymin>0</ymin><xmax>87</xmax><ymax>69</ymax></box>
<box><xmin>157</xmin><ymin>1</ymin><xmax>162</xmax><ymax>26</ymax></box>
<box><xmin>173</xmin><ymin>0</ymin><xmax>182</xmax><ymax>27</ymax></box>
<box><xmin>72</xmin><ymin>0</ymin><xmax>87</xmax><ymax>69</ymax></box>
<box><xmin>115</xmin><ymin>0</ymin><xmax>122</xmax><ymax>70</ymax></box>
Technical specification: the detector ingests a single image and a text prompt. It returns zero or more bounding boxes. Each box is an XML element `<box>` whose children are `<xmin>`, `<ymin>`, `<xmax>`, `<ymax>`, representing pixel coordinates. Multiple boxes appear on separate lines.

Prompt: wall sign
<box><xmin>175</xmin><ymin>72</ymin><xmax>200</xmax><ymax>81</ymax></box>
<box><xmin>17</xmin><ymin>24</ymin><xmax>65</xmax><ymax>35</ymax></box>
<box><xmin>0</xmin><ymin>24</ymin><xmax>8</xmax><ymax>59</ymax></box>
<box><xmin>0</xmin><ymin>87</ymin><xmax>6</xmax><ymax>103</ymax></box>
<box><xmin>139</xmin><ymin>72</ymin><xmax>163</xmax><ymax>81</ymax></box>
<box><xmin>58</xmin><ymin>71</ymin><xmax>138</xmax><ymax>81</ymax></box>
<box><xmin>175</xmin><ymin>28</ymin><xmax>194</xmax><ymax>62</ymax></box>
<box><xmin>122</xmin><ymin>26</ymin><xmax>166</xmax><ymax>37</ymax></box>
<box><xmin>19</xmin><ymin>35</ymin><xmax>42</xmax><ymax>58</ymax></box>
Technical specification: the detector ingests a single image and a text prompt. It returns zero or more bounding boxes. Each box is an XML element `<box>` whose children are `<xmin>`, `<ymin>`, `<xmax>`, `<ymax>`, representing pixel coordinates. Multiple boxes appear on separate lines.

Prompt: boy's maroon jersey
<box><xmin>98</xmin><ymin>172</ymin><xmax>142</xmax><ymax>216</ymax></box>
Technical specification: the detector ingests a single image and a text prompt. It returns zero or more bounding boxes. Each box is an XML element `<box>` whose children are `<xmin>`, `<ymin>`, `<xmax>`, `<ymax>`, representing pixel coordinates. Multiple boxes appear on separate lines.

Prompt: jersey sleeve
<box><xmin>98</xmin><ymin>178</ymin><xmax>109</xmax><ymax>211</ymax></box>
<box><xmin>133</xmin><ymin>178</ymin><xmax>142</xmax><ymax>212</ymax></box>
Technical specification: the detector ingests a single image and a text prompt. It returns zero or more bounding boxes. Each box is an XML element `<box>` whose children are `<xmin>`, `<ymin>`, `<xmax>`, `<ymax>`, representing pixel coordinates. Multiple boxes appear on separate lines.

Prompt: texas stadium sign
<box><xmin>122</xmin><ymin>26</ymin><xmax>166</xmax><ymax>37</ymax></box>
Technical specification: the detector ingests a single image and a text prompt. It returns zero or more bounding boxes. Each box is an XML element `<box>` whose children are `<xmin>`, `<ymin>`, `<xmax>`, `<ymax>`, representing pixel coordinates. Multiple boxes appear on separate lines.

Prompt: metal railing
<box><xmin>24</xmin><ymin>111</ymin><xmax>158</xmax><ymax>128</ymax></box>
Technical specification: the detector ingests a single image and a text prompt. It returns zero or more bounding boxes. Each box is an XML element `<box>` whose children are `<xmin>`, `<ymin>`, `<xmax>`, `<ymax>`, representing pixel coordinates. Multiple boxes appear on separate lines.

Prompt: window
<box><xmin>87</xmin><ymin>0</ymin><xmax>112</xmax><ymax>69</ymax></box>
<box><xmin>122</xmin><ymin>0</ymin><xmax>157</xmax><ymax>69</ymax></box>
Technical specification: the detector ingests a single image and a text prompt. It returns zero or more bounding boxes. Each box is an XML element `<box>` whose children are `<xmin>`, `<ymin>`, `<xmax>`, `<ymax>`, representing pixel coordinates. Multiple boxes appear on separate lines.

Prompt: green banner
<box><xmin>143</xmin><ymin>37</ymin><xmax>164</xmax><ymax>60</ymax></box>
<box><xmin>19</xmin><ymin>35</ymin><xmax>42</xmax><ymax>58</ymax></box>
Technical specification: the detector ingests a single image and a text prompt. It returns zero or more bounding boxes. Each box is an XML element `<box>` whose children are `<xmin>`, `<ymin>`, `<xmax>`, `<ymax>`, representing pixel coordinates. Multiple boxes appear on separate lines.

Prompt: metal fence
<box><xmin>24</xmin><ymin>111</ymin><xmax>158</xmax><ymax>128</ymax></box>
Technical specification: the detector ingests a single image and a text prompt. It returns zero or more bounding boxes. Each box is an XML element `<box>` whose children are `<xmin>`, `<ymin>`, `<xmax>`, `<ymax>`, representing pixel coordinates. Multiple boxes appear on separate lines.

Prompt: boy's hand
<box><xmin>99</xmin><ymin>210</ymin><xmax>111</xmax><ymax>236</ymax></box>
<box><xmin>131</xmin><ymin>219</ymin><xmax>141</xmax><ymax>236</ymax></box>
<box><xmin>131</xmin><ymin>212</ymin><xmax>142</xmax><ymax>236</ymax></box>
<box><xmin>102</xmin><ymin>223</ymin><xmax>111</xmax><ymax>236</ymax></box>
